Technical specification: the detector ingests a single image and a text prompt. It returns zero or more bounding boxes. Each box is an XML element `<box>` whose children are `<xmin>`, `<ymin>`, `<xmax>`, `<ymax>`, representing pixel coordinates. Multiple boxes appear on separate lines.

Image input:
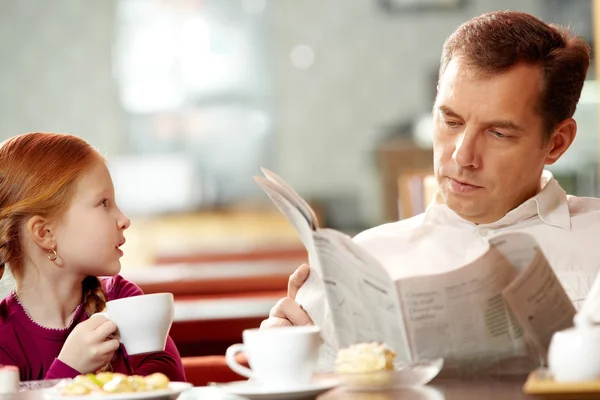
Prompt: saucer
<box><xmin>214</xmin><ymin>378</ymin><xmax>340</xmax><ymax>400</ymax></box>
<box><xmin>335</xmin><ymin>358</ymin><xmax>444</xmax><ymax>391</ymax></box>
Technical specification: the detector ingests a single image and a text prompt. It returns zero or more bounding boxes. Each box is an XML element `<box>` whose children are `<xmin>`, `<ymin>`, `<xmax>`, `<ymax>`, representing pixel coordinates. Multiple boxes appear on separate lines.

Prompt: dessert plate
<box><xmin>334</xmin><ymin>358</ymin><xmax>444</xmax><ymax>391</ymax></box>
<box><xmin>212</xmin><ymin>377</ymin><xmax>339</xmax><ymax>400</ymax></box>
<box><xmin>43</xmin><ymin>382</ymin><xmax>192</xmax><ymax>400</ymax></box>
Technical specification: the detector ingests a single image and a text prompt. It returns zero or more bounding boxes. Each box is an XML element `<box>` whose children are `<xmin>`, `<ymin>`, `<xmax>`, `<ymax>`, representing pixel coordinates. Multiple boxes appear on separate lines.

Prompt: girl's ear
<box><xmin>26</xmin><ymin>216</ymin><xmax>56</xmax><ymax>250</ymax></box>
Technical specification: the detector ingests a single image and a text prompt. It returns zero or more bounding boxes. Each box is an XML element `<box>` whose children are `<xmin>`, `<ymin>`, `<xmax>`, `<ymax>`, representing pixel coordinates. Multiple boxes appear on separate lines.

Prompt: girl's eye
<box><xmin>100</xmin><ymin>199</ymin><xmax>108</xmax><ymax>208</ymax></box>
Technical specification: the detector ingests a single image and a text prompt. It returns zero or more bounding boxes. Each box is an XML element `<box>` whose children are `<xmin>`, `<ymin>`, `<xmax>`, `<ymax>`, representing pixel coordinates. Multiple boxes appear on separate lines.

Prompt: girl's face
<box><xmin>53</xmin><ymin>161</ymin><xmax>130</xmax><ymax>277</ymax></box>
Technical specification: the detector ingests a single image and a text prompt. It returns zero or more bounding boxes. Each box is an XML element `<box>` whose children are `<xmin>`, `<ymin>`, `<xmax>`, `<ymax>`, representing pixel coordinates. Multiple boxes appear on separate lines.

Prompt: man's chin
<box><xmin>445</xmin><ymin>197</ymin><xmax>482</xmax><ymax>219</ymax></box>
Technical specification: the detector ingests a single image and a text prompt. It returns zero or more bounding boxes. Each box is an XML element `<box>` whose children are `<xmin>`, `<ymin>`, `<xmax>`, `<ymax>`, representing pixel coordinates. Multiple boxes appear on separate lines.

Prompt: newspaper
<box><xmin>573</xmin><ymin>260</ymin><xmax>600</xmax><ymax>326</ymax></box>
<box><xmin>254</xmin><ymin>168</ymin><xmax>576</xmax><ymax>372</ymax></box>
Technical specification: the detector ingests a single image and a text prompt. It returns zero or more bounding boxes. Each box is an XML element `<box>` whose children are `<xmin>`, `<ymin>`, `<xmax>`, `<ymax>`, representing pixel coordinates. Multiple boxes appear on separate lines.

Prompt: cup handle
<box><xmin>91</xmin><ymin>312</ymin><xmax>120</xmax><ymax>341</ymax></box>
<box><xmin>225</xmin><ymin>344</ymin><xmax>253</xmax><ymax>379</ymax></box>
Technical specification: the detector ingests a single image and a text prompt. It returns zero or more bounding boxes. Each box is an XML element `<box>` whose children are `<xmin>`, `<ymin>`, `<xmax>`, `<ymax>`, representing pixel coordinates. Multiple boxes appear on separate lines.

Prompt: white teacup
<box><xmin>226</xmin><ymin>326</ymin><xmax>322</xmax><ymax>388</ymax></box>
<box><xmin>548</xmin><ymin>325</ymin><xmax>600</xmax><ymax>382</ymax></box>
<box><xmin>95</xmin><ymin>293</ymin><xmax>174</xmax><ymax>356</ymax></box>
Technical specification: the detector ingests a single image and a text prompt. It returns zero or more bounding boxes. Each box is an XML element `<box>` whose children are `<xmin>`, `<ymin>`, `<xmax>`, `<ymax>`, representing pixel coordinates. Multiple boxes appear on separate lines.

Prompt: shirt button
<box><xmin>478</xmin><ymin>228</ymin><xmax>489</xmax><ymax>236</ymax></box>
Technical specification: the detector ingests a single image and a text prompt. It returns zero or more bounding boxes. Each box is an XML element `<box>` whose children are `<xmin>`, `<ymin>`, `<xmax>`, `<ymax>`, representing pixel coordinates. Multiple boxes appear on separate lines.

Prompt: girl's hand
<box><xmin>58</xmin><ymin>315</ymin><xmax>120</xmax><ymax>374</ymax></box>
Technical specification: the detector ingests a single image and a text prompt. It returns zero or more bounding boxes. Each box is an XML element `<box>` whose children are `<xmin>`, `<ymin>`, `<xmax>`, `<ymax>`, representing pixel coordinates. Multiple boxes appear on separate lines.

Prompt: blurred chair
<box><xmin>377</xmin><ymin>138</ymin><xmax>433</xmax><ymax>221</ymax></box>
<box><xmin>397</xmin><ymin>172</ymin><xmax>437</xmax><ymax>220</ymax></box>
<box><xmin>124</xmin><ymin>261</ymin><xmax>296</xmax><ymax>357</ymax></box>
<box><xmin>182</xmin><ymin>354</ymin><xmax>248</xmax><ymax>386</ymax></box>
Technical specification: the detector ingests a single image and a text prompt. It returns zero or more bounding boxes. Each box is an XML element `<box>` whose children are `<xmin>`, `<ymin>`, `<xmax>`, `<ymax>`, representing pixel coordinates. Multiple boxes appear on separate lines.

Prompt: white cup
<box><xmin>548</xmin><ymin>325</ymin><xmax>600</xmax><ymax>382</ymax></box>
<box><xmin>226</xmin><ymin>326</ymin><xmax>322</xmax><ymax>388</ymax></box>
<box><xmin>95</xmin><ymin>293</ymin><xmax>174</xmax><ymax>356</ymax></box>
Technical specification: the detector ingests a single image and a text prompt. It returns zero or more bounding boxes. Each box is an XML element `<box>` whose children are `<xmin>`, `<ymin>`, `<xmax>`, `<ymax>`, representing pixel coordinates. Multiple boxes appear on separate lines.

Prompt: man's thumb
<box><xmin>288</xmin><ymin>263</ymin><xmax>311</xmax><ymax>299</ymax></box>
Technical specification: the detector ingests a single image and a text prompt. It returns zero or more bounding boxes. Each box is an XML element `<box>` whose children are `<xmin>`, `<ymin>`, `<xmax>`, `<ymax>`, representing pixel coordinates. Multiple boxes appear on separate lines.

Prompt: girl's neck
<box><xmin>16</xmin><ymin>266</ymin><xmax>83</xmax><ymax>330</ymax></box>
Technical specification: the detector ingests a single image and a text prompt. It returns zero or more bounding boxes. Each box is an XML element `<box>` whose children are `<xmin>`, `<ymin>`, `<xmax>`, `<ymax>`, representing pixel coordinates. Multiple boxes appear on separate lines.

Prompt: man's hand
<box><xmin>261</xmin><ymin>263</ymin><xmax>314</xmax><ymax>328</ymax></box>
<box><xmin>58</xmin><ymin>314</ymin><xmax>120</xmax><ymax>373</ymax></box>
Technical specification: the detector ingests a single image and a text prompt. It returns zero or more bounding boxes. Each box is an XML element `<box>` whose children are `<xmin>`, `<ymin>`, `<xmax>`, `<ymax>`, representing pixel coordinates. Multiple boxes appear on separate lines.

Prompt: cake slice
<box><xmin>335</xmin><ymin>342</ymin><xmax>396</xmax><ymax>373</ymax></box>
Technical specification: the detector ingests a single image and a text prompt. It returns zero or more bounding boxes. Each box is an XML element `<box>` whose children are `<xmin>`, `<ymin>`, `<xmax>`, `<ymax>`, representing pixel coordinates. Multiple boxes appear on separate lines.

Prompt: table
<box><xmin>322</xmin><ymin>376</ymin><xmax>536</xmax><ymax>399</ymax></box>
<box><xmin>6</xmin><ymin>376</ymin><xmax>545</xmax><ymax>400</ymax></box>
<box><xmin>185</xmin><ymin>376</ymin><xmax>538</xmax><ymax>399</ymax></box>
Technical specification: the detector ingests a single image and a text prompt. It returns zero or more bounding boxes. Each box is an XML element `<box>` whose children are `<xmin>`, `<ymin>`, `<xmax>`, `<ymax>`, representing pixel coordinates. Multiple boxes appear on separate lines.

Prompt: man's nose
<box><xmin>452</xmin><ymin>129</ymin><xmax>481</xmax><ymax>169</ymax></box>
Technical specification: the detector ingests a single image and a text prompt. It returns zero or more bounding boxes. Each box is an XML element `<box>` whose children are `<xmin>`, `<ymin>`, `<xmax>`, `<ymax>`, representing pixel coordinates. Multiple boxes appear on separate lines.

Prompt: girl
<box><xmin>0</xmin><ymin>132</ymin><xmax>185</xmax><ymax>382</ymax></box>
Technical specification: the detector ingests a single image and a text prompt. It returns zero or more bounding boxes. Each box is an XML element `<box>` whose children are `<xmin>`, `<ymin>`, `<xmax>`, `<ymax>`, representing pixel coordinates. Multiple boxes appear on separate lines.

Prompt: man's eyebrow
<box><xmin>484</xmin><ymin>119</ymin><xmax>524</xmax><ymax>132</ymax></box>
<box><xmin>437</xmin><ymin>105</ymin><xmax>461</xmax><ymax>119</ymax></box>
<box><xmin>437</xmin><ymin>105</ymin><xmax>524</xmax><ymax>132</ymax></box>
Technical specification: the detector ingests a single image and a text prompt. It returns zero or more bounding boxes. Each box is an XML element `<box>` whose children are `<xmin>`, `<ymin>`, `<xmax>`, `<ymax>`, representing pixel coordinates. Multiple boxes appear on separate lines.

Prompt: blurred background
<box><xmin>0</xmin><ymin>0</ymin><xmax>598</xmax><ymax>365</ymax></box>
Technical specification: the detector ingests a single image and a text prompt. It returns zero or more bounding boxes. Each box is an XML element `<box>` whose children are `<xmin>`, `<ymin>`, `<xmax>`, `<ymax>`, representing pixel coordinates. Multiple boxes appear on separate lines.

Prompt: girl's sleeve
<box><xmin>0</xmin><ymin>334</ymin><xmax>81</xmax><ymax>381</ymax></box>
<box><xmin>107</xmin><ymin>275</ymin><xmax>186</xmax><ymax>382</ymax></box>
<box><xmin>127</xmin><ymin>338</ymin><xmax>186</xmax><ymax>381</ymax></box>
<box><xmin>45</xmin><ymin>359</ymin><xmax>81</xmax><ymax>380</ymax></box>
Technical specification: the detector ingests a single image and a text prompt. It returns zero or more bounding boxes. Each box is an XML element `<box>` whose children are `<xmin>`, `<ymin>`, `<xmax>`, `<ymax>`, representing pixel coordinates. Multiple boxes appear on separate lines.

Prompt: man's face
<box><xmin>433</xmin><ymin>59</ymin><xmax>557</xmax><ymax>224</ymax></box>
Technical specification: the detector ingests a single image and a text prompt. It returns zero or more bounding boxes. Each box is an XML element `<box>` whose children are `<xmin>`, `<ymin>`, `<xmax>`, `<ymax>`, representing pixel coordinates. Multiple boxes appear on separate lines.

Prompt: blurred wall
<box><xmin>0</xmin><ymin>0</ymin><xmax>124</xmax><ymax>156</ymax></box>
<box><xmin>0</xmin><ymin>0</ymin><xmax>566</xmax><ymax>229</ymax></box>
<box><xmin>268</xmin><ymin>0</ymin><xmax>539</xmax><ymax>227</ymax></box>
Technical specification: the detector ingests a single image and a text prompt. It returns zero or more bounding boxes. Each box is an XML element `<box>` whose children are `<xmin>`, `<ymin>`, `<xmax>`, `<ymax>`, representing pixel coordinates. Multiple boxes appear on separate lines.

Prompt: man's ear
<box><xmin>26</xmin><ymin>215</ymin><xmax>56</xmax><ymax>250</ymax></box>
<box><xmin>544</xmin><ymin>118</ymin><xmax>576</xmax><ymax>166</ymax></box>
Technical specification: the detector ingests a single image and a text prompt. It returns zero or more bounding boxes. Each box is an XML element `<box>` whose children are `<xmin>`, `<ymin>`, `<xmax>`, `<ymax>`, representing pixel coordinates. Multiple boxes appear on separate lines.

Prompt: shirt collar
<box><xmin>422</xmin><ymin>170</ymin><xmax>571</xmax><ymax>231</ymax></box>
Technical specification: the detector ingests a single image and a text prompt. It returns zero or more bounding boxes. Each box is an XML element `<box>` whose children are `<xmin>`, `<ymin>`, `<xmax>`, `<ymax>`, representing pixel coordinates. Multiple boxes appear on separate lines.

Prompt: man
<box><xmin>262</xmin><ymin>10</ymin><xmax>600</xmax><ymax>337</ymax></box>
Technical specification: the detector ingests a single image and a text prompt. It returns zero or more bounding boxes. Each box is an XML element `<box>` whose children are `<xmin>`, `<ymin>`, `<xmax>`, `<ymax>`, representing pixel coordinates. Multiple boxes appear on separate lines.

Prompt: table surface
<box><xmin>189</xmin><ymin>375</ymin><xmax>566</xmax><ymax>399</ymax></box>
<box><xmin>7</xmin><ymin>375</ymin><xmax>557</xmax><ymax>400</ymax></box>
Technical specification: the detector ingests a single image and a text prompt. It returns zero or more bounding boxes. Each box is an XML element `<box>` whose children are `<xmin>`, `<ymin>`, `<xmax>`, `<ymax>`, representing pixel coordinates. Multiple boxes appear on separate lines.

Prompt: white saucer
<box><xmin>215</xmin><ymin>378</ymin><xmax>340</xmax><ymax>400</ymax></box>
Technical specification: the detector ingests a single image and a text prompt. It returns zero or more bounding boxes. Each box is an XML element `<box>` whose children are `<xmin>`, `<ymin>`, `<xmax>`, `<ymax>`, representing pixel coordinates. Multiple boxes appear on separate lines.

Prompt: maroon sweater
<box><xmin>0</xmin><ymin>275</ymin><xmax>185</xmax><ymax>382</ymax></box>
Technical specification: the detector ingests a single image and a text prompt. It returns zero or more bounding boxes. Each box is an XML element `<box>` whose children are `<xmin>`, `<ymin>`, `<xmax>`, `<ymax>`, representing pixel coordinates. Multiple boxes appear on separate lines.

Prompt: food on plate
<box><xmin>143</xmin><ymin>372</ymin><xmax>170</xmax><ymax>390</ymax></box>
<box><xmin>335</xmin><ymin>342</ymin><xmax>397</xmax><ymax>388</ymax></box>
<box><xmin>335</xmin><ymin>342</ymin><xmax>396</xmax><ymax>373</ymax></box>
<box><xmin>59</xmin><ymin>372</ymin><xmax>170</xmax><ymax>396</ymax></box>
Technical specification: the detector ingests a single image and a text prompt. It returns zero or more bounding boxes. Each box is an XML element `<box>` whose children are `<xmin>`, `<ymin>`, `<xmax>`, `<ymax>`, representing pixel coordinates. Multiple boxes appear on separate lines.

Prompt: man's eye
<box><xmin>445</xmin><ymin>120</ymin><xmax>460</xmax><ymax>127</ymax></box>
<box><xmin>490</xmin><ymin>130</ymin><xmax>507</xmax><ymax>139</ymax></box>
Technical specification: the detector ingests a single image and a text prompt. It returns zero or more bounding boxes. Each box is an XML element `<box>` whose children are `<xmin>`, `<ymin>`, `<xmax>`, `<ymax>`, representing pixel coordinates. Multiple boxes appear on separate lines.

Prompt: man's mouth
<box><xmin>448</xmin><ymin>177</ymin><xmax>482</xmax><ymax>193</ymax></box>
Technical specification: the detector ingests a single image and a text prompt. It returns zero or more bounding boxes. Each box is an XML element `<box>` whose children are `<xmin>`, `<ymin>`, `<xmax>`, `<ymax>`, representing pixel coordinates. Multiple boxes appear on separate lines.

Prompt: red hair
<box><xmin>0</xmin><ymin>132</ymin><xmax>107</xmax><ymax>316</ymax></box>
<box><xmin>440</xmin><ymin>10</ymin><xmax>590</xmax><ymax>138</ymax></box>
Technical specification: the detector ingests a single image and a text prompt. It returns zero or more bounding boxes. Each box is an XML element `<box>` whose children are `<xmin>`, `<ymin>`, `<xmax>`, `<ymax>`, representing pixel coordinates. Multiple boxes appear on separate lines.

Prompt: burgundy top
<box><xmin>0</xmin><ymin>275</ymin><xmax>186</xmax><ymax>382</ymax></box>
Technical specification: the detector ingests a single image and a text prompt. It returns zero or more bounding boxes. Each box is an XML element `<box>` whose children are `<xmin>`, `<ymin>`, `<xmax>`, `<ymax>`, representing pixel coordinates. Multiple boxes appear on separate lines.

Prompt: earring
<box><xmin>48</xmin><ymin>248</ymin><xmax>58</xmax><ymax>262</ymax></box>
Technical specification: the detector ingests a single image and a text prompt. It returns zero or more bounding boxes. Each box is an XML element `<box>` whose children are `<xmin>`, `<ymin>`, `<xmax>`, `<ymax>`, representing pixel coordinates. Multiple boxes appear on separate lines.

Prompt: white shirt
<box><xmin>354</xmin><ymin>170</ymin><xmax>600</xmax><ymax>310</ymax></box>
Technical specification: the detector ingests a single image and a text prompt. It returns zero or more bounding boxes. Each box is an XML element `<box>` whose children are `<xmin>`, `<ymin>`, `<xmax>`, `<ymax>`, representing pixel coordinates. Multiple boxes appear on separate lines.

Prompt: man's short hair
<box><xmin>440</xmin><ymin>11</ymin><xmax>591</xmax><ymax>139</ymax></box>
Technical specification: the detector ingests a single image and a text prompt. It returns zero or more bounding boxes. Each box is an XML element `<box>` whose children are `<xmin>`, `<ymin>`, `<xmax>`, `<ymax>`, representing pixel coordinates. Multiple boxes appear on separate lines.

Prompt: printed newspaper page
<box><xmin>254</xmin><ymin>171</ymin><xmax>339</xmax><ymax>368</ymax></box>
<box><xmin>255</xmin><ymin>168</ymin><xmax>575</xmax><ymax>372</ymax></box>
<box><xmin>395</xmin><ymin>232</ymin><xmax>575</xmax><ymax>370</ymax></box>
<box><xmin>311</xmin><ymin>228</ymin><xmax>412</xmax><ymax>363</ymax></box>
<box><xmin>498</xmin><ymin>233</ymin><xmax>576</xmax><ymax>359</ymax></box>
<box><xmin>396</xmin><ymin>242</ymin><xmax>528</xmax><ymax>370</ymax></box>
<box><xmin>575</xmin><ymin>265</ymin><xmax>600</xmax><ymax>325</ymax></box>
<box><xmin>255</xmin><ymin>169</ymin><xmax>412</xmax><ymax>368</ymax></box>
